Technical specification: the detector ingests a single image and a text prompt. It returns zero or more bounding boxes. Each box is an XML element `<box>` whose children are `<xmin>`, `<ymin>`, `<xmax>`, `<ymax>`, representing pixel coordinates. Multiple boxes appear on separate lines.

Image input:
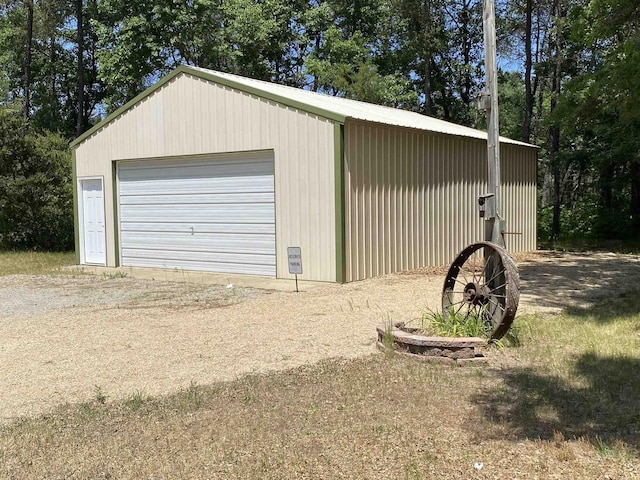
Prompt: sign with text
<box><xmin>287</xmin><ymin>247</ymin><xmax>303</xmax><ymax>275</ymax></box>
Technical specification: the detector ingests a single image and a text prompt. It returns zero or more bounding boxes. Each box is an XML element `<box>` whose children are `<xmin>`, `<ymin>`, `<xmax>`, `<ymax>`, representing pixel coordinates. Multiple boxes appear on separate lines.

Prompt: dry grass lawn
<box><xmin>2</xmin><ymin>301</ymin><xmax>640</xmax><ymax>478</ymax></box>
<box><xmin>1</xmin><ymin>353</ymin><xmax>638</xmax><ymax>479</ymax></box>
<box><xmin>0</xmin><ymin>251</ymin><xmax>74</xmax><ymax>276</ymax></box>
<box><xmin>1</xmin><ymin>250</ymin><xmax>640</xmax><ymax>478</ymax></box>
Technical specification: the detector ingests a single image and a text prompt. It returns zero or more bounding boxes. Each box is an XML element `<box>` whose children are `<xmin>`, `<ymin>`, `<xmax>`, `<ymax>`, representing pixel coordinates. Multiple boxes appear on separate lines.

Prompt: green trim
<box><xmin>72</xmin><ymin>151</ymin><xmax>80</xmax><ymax>264</ymax></box>
<box><xmin>70</xmin><ymin>67</ymin><xmax>184</xmax><ymax>148</ymax></box>
<box><xmin>334</xmin><ymin>123</ymin><xmax>346</xmax><ymax>283</ymax></box>
<box><xmin>112</xmin><ymin>161</ymin><xmax>120</xmax><ymax>267</ymax></box>
<box><xmin>70</xmin><ymin>65</ymin><xmax>346</xmax><ymax>149</ymax></box>
<box><xmin>192</xmin><ymin>68</ymin><xmax>346</xmax><ymax>123</ymax></box>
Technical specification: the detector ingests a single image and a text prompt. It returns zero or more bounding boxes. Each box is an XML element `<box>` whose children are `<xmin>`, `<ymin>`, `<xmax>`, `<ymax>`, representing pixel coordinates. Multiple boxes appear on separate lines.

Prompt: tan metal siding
<box><xmin>344</xmin><ymin>120</ymin><xmax>537</xmax><ymax>282</ymax></box>
<box><xmin>501</xmin><ymin>144</ymin><xmax>537</xmax><ymax>253</ymax></box>
<box><xmin>75</xmin><ymin>73</ymin><xmax>336</xmax><ymax>281</ymax></box>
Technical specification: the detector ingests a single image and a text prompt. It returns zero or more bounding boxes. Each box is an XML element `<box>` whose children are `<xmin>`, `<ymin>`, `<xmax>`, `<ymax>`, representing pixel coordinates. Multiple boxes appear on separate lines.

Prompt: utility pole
<box><xmin>478</xmin><ymin>0</ymin><xmax>503</xmax><ymax>246</ymax></box>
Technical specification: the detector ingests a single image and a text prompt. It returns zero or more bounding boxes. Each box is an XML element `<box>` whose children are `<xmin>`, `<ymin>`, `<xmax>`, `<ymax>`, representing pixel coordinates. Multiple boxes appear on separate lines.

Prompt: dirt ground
<box><xmin>1</xmin><ymin>251</ymin><xmax>639</xmax><ymax>422</ymax></box>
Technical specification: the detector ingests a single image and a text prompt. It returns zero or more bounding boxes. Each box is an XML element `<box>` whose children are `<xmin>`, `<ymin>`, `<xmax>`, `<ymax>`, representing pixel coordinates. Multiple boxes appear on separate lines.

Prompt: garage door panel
<box><xmin>120</xmin><ymin>222</ymin><xmax>275</xmax><ymax>235</ymax></box>
<box><xmin>120</xmin><ymin>203</ymin><xmax>275</xmax><ymax>224</ymax></box>
<box><xmin>121</xmin><ymin>232</ymin><xmax>275</xmax><ymax>255</ymax></box>
<box><xmin>118</xmin><ymin>153</ymin><xmax>276</xmax><ymax>276</ymax></box>
<box><xmin>118</xmin><ymin>161</ymin><xmax>273</xmax><ymax>184</ymax></box>
<box><xmin>118</xmin><ymin>175</ymin><xmax>275</xmax><ymax>196</ymax></box>
<box><xmin>119</xmin><ymin>157</ymin><xmax>273</xmax><ymax>176</ymax></box>
<box><xmin>120</xmin><ymin>192</ymin><xmax>274</xmax><ymax>205</ymax></box>
<box><xmin>123</xmin><ymin>257</ymin><xmax>276</xmax><ymax>276</ymax></box>
<box><xmin>122</xmin><ymin>249</ymin><xmax>276</xmax><ymax>273</ymax></box>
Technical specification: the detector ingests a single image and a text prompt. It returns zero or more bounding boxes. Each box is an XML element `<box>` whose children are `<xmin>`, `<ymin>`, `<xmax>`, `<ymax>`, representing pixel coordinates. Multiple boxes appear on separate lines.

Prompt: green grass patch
<box><xmin>0</xmin><ymin>251</ymin><xmax>75</xmax><ymax>276</ymax></box>
<box><xmin>418</xmin><ymin>308</ymin><xmax>492</xmax><ymax>338</ymax></box>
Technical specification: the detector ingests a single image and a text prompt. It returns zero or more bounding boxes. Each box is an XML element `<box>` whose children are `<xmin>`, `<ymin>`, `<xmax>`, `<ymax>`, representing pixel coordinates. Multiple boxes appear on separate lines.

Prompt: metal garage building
<box><xmin>71</xmin><ymin>65</ymin><xmax>536</xmax><ymax>283</ymax></box>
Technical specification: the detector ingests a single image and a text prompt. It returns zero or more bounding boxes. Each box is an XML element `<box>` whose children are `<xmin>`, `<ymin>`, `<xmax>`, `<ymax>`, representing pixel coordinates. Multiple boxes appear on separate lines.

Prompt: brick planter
<box><xmin>376</xmin><ymin>322</ymin><xmax>488</xmax><ymax>365</ymax></box>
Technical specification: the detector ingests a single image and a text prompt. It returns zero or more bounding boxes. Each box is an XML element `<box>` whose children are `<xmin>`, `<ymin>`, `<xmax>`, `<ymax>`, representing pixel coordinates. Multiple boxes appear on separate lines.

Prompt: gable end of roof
<box><xmin>70</xmin><ymin>65</ymin><xmax>346</xmax><ymax>149</ymax></box>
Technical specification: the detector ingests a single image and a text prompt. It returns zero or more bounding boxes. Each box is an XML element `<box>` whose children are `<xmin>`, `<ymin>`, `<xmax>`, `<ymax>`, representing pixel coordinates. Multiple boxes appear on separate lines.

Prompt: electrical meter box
<box><xmin>478</xmin><ymin>193</ymin><xmax>496</xmax><ymax>219</ymax></box>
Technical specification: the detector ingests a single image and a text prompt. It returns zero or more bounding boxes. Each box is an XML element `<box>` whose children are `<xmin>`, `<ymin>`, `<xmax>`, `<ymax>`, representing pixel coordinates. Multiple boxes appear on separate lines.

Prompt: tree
<box><xmin>557</xmin><ymin>0</ymin><xmax>640</xmax><ymax>236</ymax></box>
<box><xmin>75</xmin><ymin>0</ymin><xmax>84</xmax><ymax>135</ymax></box>
<box><xmin>396</xmin><ymin>0</ymin><xmax>447</xmax><ymax>115</ymax></box>
<box><xmin>303</xmin><ymin>0</ymin><xmax>416</xmax><ymax>105</ymax></box>
<box><xmin>523</xmin><ymin>0</ymin><xmax>533</xmax><ymax>142</ymax></box>
<box><xmin>23</xmin><ymin>0</ymin><xmax>33</xmax><ymax>125</ymax></box>
<box><xmin>0</xmin><ymin>108</ymin><xmax>73</xmax><ymax>250</ymax></box>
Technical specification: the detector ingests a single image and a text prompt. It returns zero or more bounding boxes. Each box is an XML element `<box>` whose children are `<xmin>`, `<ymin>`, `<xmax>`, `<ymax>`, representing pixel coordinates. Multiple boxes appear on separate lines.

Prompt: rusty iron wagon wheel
<box><xmin>442</xmin><ymin>241</ymin><xmax>520</xmax><ymax>340</ymax></box>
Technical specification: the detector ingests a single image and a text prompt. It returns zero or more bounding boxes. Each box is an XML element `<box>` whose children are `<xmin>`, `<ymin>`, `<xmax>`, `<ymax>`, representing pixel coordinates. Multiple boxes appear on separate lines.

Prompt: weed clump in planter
<box><xmin>376</xmin><ymin>308</ymin><xmax>528</xmax><ymax>364</ymax></box>
<box><xmin>419</xmin><ymin>308</ymin><xmax>492</xmax><ymax>338</ymax></box>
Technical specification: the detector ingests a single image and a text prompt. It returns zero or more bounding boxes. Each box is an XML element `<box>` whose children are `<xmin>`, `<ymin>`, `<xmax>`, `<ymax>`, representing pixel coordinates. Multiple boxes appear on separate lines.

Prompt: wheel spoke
<box><xmin>487</xmin><ymin>281</ymin><xmax>508</xmax><ymax>292</ymax></box>
<box><xmin>480</xmin><ymin>252</ymin><xmax>498</xmax><ymax>281</ymax></box>
<box><xmin>454</xmin><ymin>300</ymin><xmax>468</xmax><ymax>317</ymax></box>
<box><xmin>482</xmin><ymin>267</ymin><xmax>507</xmax><ymax>289</ymax></box>
<box><xmin>487</xmin><ymin>296</ymin><xmax>505</xmax><ymax>315</ymax></box>
<box><xmin>446</xmin><ymin>299</ymin><xmax>467</xmax><ymax>307</ymax></box>
<box><xmin>473</xmin><ymin>254</ymin><xmax>486</xmax><ymax>284</ymax></box>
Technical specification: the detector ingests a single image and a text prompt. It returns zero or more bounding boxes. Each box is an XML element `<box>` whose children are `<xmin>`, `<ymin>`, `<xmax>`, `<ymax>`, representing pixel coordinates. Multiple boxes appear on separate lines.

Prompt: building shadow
<box><xmin>471</xmin><ymin>352</ymin><xmax>640</xmax><ymax>452</ymax></box>
<box><xmin>518</xmin><ymin>252</ymin><xmax>640</xmax><ymax>319</ymax></box>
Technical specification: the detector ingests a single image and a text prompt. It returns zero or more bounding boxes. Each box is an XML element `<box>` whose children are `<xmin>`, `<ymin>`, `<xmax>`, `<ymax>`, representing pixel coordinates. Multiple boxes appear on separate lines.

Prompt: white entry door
<box><xmin>80</xmin><ymin>178</ymin><xmax>106</xmax><ymax>265</ymax></box>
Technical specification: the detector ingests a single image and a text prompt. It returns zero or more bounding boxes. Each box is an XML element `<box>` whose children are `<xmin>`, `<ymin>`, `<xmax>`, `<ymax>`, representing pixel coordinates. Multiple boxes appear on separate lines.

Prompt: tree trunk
<box><xmin>76</xmin><ymin>0</ymin><xmax>85</xmax><ymax>136</ymax></box>
<box><xmin>440</xmin><ymin>84</ymin><xmax>450</xmax><ymax>120</ymax></box>
<box><xmin>523</xmin><ymin>0</ymin><xmax>533</xmax><ymax>143</ymax></box>
<box><xmin>552</xmin><ymin>156</ymin><xmax>561</xmax><ymax>238</ymax></box>
<box><xmin>423</xmin><ymin>0</ymin><xmax>433</xmax><ymax>115</ymax></box>
<box><xmin>549</xmin><ymin>0</ymin><xmax>564</xmax><ymax>239</ymax></box>
<box><xmin>460</xmin><ymin>0</ymin><xmax>471</xmax><ymax>108</ymax></box>
<box><xmin>541</xmin><ymin>168</ymin><xmax>552</xmax><ymax>207</ymax></box>
<box><xmin>49</xmin><ymin>35</ymin><xmax>57</xmax><ymax>126</ymax></box>
<box><xmin>630</xmin><ymin>161</ymin><xmax>640</xmax><ymax>231</ymax></box>
<box><xmin>600</xmin><ymin>161</ymin><xmax>614</xmax><ymax>210</ymax></box>
<box><xmin>23</xmin><ymin>0</ymin><xmax>34</xmax><ymax>126</ymax></box>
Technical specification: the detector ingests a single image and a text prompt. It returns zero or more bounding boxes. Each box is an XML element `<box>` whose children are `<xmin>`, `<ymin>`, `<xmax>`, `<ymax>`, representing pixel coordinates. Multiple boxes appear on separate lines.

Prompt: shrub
<box><xmin>0</xmin><ymin>109</ymin><xmax>73</xmax><ymax>251</ymax></box>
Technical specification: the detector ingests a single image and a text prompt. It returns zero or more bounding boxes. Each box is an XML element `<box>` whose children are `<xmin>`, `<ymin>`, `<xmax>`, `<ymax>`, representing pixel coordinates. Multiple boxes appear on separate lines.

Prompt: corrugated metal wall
<box><xmin>501</xmin><ymin>143</ymin><xmax>537</xmax><ymax>253</ymax></box>
<box><xmin>75</xmin><ymin>73</ymin><xmax>337</xmax><ymax>281</ymax></box>
<box><xmin>344</xmin><ymin>120</ymin><xmax>537</xmax><ymax>282</ymax></box>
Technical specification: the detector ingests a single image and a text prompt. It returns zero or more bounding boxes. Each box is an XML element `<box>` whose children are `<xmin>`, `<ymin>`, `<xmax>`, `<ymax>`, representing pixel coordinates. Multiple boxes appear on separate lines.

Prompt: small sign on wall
<box><xmin>287</xmin><ymin>247</ymin><xmax>303</xmax><ymax>274</ymax></box>
<box><xmin>287</xmin><ymin>247</ymin><xmax>302</xmax><ymax>292</ymax></box>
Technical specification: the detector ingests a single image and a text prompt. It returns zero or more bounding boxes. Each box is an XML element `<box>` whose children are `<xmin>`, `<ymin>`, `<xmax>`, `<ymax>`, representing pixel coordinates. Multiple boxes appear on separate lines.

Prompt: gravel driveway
<box><xmin>2</xmin><ymin>251</ymin><xmax>639</xmax><ymax>422</ymax></box>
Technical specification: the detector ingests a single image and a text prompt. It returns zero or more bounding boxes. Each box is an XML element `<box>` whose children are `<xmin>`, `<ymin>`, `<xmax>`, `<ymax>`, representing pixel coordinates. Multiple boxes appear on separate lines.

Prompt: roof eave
<box><xmin>342</xmin><ymin>117</ymin><xmax>539</xmax><ymax>149</ymax></box>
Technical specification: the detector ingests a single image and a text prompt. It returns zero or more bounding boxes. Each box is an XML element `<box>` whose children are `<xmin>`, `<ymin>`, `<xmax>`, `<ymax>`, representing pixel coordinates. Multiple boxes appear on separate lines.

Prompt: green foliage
<box><xmin>304</xmin><ymin>0</ymin><xmax>417</xmax><ymax>107</ymax></box>
<box><xmin>94</xmin><ymin>385</ymin><xmax>107</xmax><ymax>405</ymax></box>
<box><xmin>0</xmin><ymin>0</ymin><xmax>99</xmax><ymax>137</ymax></box>
<box><xmin>2</xmin><ymin>0</ymin><xmax>640</xmax><ymax>246</ymax></box>
<box><xmin>420</xmin><ymin>308</ymin><xmax>492</xmax><ymax>338</ymax></box>
<box><xmin>125</xmin><ymin>390</ymin><xmax>148</xmax><ymax>411</ymax></box>
<box><xmin>0</xmin><ymin>109</ymin><xmax>73</xmax><ymax>251</ymax></box>
<box><xmin>497</xmin><ymin>71</ymin><xmax>526</xmax><ymax>140</ymax></box>
<box><xmin>95</xmin><ymin>0</ymin><xmax>311</xmax><ymax>109</ymax></box>
<box><xmin>381</xmin><ymin>319</ymin><xmax>395</xmax><ymax>351</ymax></box>
<box><xmin>494</xmin><ymin>318</ymin><xmax>530</xmax><ymax>348</ymax></box>
<box><xmin>549</xmin><ymin>0</ymin><xmax>640</xmax><ymax>240</ymax></box>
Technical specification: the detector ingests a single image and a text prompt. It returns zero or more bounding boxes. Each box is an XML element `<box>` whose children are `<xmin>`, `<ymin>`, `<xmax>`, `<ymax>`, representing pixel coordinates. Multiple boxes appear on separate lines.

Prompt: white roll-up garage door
<box><xmin>118</xmin><ymin>151</ymin><xmax>276</xmax><ymax>276</ymax></box>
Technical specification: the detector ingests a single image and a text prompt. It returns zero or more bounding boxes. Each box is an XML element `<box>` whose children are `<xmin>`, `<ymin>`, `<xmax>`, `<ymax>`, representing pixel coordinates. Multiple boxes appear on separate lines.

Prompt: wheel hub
<box><xmin>463</xmin><ymin>282</ymin><xmax>490</xmax><ymax>306</ymax></box>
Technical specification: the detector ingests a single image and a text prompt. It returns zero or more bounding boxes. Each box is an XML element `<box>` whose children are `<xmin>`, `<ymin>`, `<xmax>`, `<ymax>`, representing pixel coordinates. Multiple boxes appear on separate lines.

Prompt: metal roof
<box><xmin>192</xmin><ymin>66</ymin><xmax>535</xmax><ymax>148</ymax></box>
<box><xmin>72</xmin><ymin>65</ymin><xmax>536</xmax><ymax>148</ymax></box>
